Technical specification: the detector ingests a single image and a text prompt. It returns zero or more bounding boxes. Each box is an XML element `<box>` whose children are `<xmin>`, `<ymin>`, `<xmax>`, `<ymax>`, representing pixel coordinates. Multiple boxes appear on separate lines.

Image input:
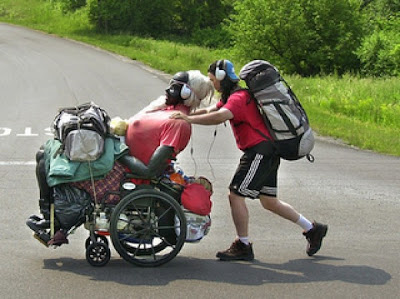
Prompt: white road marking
<box><xmin>0</xmin><ymin>161</ymin><xmax>35</xmax><ymax>165</ymax></box>
<box><xmin>0</xmin><ymin>127</ymin><xmax>53</xmax><ymax>137</ymax></box>
<box><xmin>16</xmin><ymin>127</ymin><xmax>39</xmax><ymax>137</ymax></box>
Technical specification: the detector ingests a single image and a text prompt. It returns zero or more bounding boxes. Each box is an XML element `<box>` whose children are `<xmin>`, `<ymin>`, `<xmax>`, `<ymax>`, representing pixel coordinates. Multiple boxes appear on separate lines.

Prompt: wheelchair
<box><xmin>83</xmin><ymin>177</ymin><xmax>188</xmax><ymax>267</ymax></box>
<box><xmin>28</xmin><ymin>157</ymin><xmax>191</xmax><ymax>267</ymax></box>
<box><xmin>27</xmin><ymin>139</ymin><xmax>213</xmax><ymax>267</ymax></box>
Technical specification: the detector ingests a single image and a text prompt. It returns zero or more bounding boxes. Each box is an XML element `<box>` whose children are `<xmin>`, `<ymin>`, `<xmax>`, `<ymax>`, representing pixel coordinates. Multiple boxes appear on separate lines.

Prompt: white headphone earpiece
<box><xmin>215</xmin><ymin>60</ymin><xmax>226</xmax><ymax>81</ymax></box>
<box><xmin>180</xmin><ymin>84</ymin><xmax>191</xmax><ymax>100</ymax></box>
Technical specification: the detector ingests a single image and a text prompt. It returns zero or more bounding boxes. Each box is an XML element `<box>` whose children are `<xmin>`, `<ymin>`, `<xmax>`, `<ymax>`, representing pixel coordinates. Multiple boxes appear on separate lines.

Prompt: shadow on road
<box><xmin>42</xmin><ymin>255</ymin><xmax>391</xmax><ymax>286</ymax></box>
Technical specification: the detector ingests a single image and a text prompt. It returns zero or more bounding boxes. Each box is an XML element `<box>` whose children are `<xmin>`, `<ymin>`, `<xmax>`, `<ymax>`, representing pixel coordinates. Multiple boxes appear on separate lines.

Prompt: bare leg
<box><xmin>216</xmin><ymin>191</ymin><xmax>255</xmax><ymax>261</ymax></box>
<box><xmin>259</xmin><ymin>194</ymin><xmax>300</xmax><ymax>223</ymax></box>
<box><xmin>229</xmin><ymin>191</ymin><xmax>249</xmax><ymax>237</ymax></box>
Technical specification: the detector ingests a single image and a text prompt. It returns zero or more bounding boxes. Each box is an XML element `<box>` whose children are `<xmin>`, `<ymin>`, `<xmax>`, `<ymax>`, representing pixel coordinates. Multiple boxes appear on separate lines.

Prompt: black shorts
<box><xmin>230</xmin><ymin>142</ymin><xmax>280</xmax><ymax>199</ymax></box>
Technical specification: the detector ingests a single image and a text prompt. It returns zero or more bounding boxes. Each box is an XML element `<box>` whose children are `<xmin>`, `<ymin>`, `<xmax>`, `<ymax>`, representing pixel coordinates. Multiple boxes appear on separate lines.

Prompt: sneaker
<box><xmin>303</xmin><ymin>222</ymin><xmax>328</xmax><ymax>256</ymax></box>
<box><xmin>216</xmin><ymin>239</ymin><xmax>254</xmax><ymax>261</ymax></box>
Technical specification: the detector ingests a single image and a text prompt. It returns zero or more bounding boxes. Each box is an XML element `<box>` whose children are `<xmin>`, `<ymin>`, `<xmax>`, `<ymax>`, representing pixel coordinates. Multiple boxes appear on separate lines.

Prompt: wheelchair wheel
<box><xmin>86</xmin><ymin>242</ymin><xmax>111</xmax><ymax>267</ymax></box>
<box><xmin>109</xmin><ymin>189</ymin><xmax>186</xmax><ymax>267</ymax></box>
<box><xmin>85</xmin><ymin>234</ymin><xmax>109</xmax><ymax>249</ymax></box>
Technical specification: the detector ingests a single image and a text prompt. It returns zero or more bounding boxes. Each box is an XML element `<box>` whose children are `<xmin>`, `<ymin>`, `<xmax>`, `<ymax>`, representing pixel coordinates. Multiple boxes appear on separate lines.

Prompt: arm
<box><xmin>190</xmin><ymin>103</ymin><xmax>219</xmax><ymax>115</ymax></box>
<box><xmin>118</xmin><ymin>145</ymin><xmax>174</xmax><ymax>178</ymax></box>
<box><xmin>171</xmin><ymin>107</ymin><xmax>233</xmax><ymax>125</ymax></box>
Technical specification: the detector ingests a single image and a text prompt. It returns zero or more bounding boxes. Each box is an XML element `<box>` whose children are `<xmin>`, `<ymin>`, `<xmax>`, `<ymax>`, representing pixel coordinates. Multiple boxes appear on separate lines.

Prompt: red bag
<box><xmin>181</xmin><ymin>183</ymin><xmax>212</xmax><ymax>216</ymax></box>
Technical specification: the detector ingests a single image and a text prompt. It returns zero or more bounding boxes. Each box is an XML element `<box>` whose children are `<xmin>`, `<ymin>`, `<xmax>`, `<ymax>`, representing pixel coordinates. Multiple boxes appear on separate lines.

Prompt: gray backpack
<box><xmin>239</xmin><ymin>60</ymin><xmax>314</xmax><ymax>161</ymax></box>
<box><xmin>53</xmin><ymin>102</ymin><xmax>110</xmax><ymax>161</ymax></box>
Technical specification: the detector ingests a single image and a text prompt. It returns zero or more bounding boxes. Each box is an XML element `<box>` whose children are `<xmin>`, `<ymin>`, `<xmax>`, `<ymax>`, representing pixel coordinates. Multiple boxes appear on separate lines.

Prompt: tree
<box><xmin>86</xmin><ymin>0</ymin><xmax>232</xmax><ymax>39</ymax></box>
<box><xmin>52</xmin><ymin>0</ymin><xmax>87</xmax><ymax>13</ymax></box>
<box><xmin>357</xmin><ymin>0</ymin><xmax>400</xmax><ymax>76</ymax></box>
<box><xmin>227</xmin><ymin>0</ymin><xmax>364</xmax><ymax>76</ymax></box>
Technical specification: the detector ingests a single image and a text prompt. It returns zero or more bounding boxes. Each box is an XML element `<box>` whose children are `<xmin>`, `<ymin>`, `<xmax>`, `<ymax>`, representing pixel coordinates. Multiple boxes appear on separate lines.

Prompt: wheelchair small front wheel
<box><xmin>86</xmin><ymin>242</ymin><xmax>111</xmax><ymax>267</ymax></box>
<box><xmin>85</xmin><ymin>234</ymin><xmax>109</xmax><ymax>249</ymax></box>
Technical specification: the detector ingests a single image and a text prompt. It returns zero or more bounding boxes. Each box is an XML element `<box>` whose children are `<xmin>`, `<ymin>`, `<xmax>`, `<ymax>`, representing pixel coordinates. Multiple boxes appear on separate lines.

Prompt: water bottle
<box><xmin>96</xmin><ymin>212</ymin><xmax>109</xmax><ymax>231</ymax></box>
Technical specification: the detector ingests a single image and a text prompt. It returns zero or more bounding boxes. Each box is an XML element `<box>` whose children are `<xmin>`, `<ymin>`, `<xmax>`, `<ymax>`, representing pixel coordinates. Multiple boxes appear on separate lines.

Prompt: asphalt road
<box><xmin>0</xmin><ymin>23</ymin><xmax>399</xmax><ymax>299</ymax></box>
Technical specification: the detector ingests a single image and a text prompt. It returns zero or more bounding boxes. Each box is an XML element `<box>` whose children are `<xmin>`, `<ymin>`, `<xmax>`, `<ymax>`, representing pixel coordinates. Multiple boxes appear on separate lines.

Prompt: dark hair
<box><xmin>208</xmin><ymin>60</ymin><xmax>239</xmax><ymax>103</ymax></box>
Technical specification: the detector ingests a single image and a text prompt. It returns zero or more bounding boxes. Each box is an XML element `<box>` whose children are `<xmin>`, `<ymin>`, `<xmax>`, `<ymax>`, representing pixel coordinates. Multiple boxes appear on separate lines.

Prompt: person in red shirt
<box><xmin>122</xmin><ymin>70</ymin><xmax>214</xmax><ymax>178</ymax></box>
<box><xmin>171</xmin><ymin>60</ymin><xmax>327</xmax><ymax>261</ymax></box>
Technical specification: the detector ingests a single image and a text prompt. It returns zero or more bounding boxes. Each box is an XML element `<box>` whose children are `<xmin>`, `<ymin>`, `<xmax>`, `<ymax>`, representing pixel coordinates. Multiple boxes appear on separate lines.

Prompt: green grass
<box><xmin>290</xmin><ymin>75</ymin><xmax>400</xmax><ymax>155</ymax></box>
<box><xmin>72</xmin><ymin>34</ymin><xmax>228</xmax><ymax>75</ymax></box>
<box><xmin>292</xmin><ymin>75</ymin><xmax>400</xmax><ymax>128</ymax></box>
<box><xmin>1</xmin><ymin>0</ymin><xmax>400</xmax><ymax>156</ymax></box>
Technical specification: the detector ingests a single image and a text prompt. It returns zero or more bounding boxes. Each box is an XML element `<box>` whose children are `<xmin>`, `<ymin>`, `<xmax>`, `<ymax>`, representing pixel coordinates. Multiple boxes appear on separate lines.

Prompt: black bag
<box><xmin>53</xmin><ymin>102</ymin><xmax>110</xmax><ymax>161</ymax></box>
<box><xmin>53</xmin><ymin>184</ymin><xmax>92</xmax><ymax>230</ymax></box>
<box><xmin>239</xmin><ymin>60</ymin><xmax>314</xmax><ymax>161</ymax></box>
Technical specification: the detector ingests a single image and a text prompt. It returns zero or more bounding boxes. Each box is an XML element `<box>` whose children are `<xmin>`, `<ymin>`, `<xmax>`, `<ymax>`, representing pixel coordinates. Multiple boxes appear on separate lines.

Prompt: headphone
<box><xmin>215</xmin><ymin>60</ymin><xmax>226</xmax><ymax>81</ymax></box>
<box><xmin>169</xmin><ymin>71</ymin><xmax>192</xmax><ymax>100</ymax></box>
<box><xmin>180</xmin><ymin>83</ymin><xmax>192</xmax><ymax>100</ymax></box>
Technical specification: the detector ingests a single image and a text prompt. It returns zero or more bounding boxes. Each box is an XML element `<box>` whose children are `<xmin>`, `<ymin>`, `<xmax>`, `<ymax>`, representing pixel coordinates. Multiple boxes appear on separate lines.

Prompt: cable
<box><xmin>189</xmin><ymin>134</ymin><xmax>198</xmax><ymax>176</ymax></box>
<box><xmin>206</xmin><ymin>125</ymin><xmax>218</xmax><ymax>182</ymax></box>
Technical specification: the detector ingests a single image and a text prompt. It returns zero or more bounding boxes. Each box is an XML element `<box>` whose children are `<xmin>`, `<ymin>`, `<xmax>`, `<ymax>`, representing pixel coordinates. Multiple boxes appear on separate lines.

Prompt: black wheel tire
<box><xmin>85</xmin><ymin>234</ymin><xmax>109</xmax><ymax>249</ymax></box>
<box><xmin>86</xmin><ymin>242</ymin><xmax>111</xmax><ymax>267</ymax></box>
<box><xmin>110</xmin><ymin>189</ymin><xmax>186</xmax><ymax>267</ymax></box>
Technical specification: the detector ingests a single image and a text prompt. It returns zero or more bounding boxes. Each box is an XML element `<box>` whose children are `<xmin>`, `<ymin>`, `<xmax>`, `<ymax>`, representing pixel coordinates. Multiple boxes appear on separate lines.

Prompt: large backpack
<box><xmin>239</xmin><ymin>60</ymin><xmax>315</xmax><ymax>161</ymax></box>
<box><xmin>53</xmin><ymin>102</ymin><xmax>110</xmax><ymax>161</ymax></box>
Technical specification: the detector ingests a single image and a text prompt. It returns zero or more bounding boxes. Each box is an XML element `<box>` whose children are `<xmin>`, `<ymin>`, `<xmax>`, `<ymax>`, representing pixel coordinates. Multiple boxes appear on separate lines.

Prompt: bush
<box><xmin>357</xmin><ymin>24</ymin><xmax>400</xmax><ymax>76</ymax></box>
<box><xmin>87</xmin><ymin>0</ymin><xmax>136</xmax><ymax>33</ymax></box>
<box><xmin>54</xmin><ymin>0</ymin><xmax>87</xmax><ymax>13</ymax></box>
<box><xmin>357</xmin><ymin>4</ymin><xmax>400</xmax><ymax>77</ymax></box>
<box><xmin>86</xmin><ymin>0</ymin><xmax>233</xmax><ymax>39</ymax></box>
<box><xmin>191</xmin><ymin>26</ymin><xmax>232</xmax><ymax>49</ymax></box>
<box><xmin>227</xmin><ymin>0</ymin><xmax>364</xmax><ymax>76</ymax></box>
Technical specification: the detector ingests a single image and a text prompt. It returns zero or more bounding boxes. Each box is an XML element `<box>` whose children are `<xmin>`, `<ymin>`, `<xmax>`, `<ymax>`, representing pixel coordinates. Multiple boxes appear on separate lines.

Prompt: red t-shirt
<box><xmin>217</xmin><ymin>89</ymin><xmax>272</xmax><ymax>151</ymax></box>
<box><xmin>125</xmin><ymin>104</ymin><xmax>191</xmax><ymax>164</ymax></box>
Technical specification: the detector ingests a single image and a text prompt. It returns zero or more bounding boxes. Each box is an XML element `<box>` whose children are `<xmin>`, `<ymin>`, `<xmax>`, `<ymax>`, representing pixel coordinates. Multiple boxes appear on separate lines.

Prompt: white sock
<box><xmin>296</xmin><ymin>214</ymin><xmax>313</xmax><ymax>232</ymax></box>
<box><xmin>238</xmin><ymin>236</ymin><xmax>250</xmax><ymax>245</ymax></box>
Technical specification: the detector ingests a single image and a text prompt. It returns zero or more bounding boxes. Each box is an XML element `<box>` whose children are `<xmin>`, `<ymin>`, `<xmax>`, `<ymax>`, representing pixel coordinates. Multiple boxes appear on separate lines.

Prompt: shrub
<box><xmin>357</xmin><ymin>14</ymin><xmax>400</xmax><ymax>76</ymax></box>
<box><xmin>191</xmin><ymin>26</ymin><xmax>232</xmax><ymax>49</ymax></box>
<box><xmin>54</xmin><ymin>0</ymin><xmax>87</xmax><ymax>13</ymax></box>
<box><xmin>86</xmin><ymin>0</ymin><xmax>232</xmax><ymax>39</ymax></box>
<box><xmin>227</xmin><ymin>0</ymin><xmax>364</xmax><ymax>76</ymax></box>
